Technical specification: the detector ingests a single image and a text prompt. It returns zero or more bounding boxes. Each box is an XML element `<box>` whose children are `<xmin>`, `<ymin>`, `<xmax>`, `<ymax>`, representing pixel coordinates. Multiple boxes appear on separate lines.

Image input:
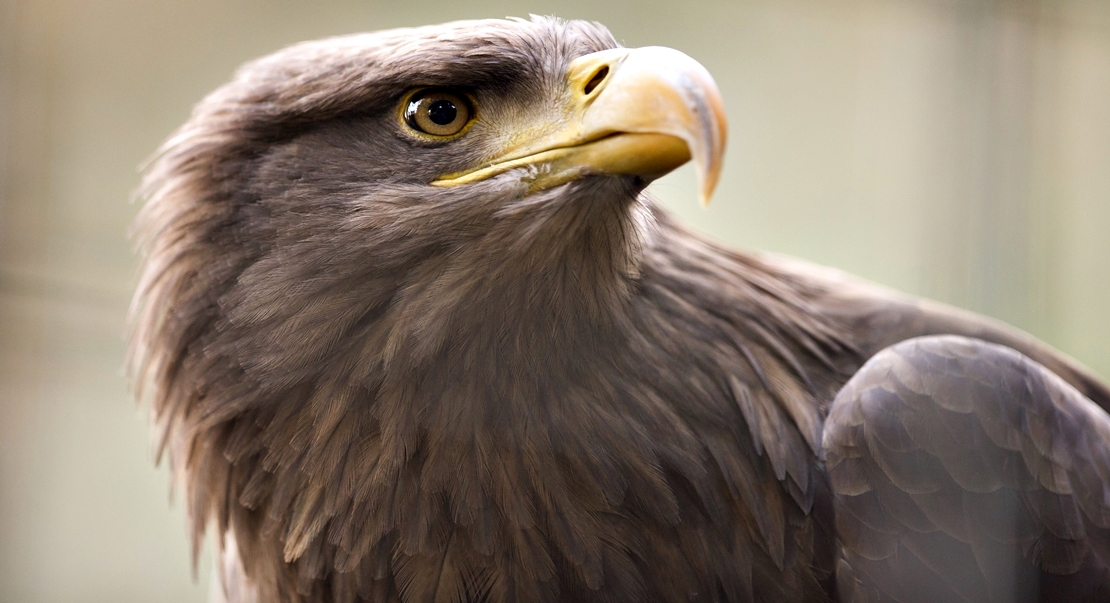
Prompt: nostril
<box><xmin>583</xmin><ymin>66</ymin><xmax>609</xmax><ymax>95</ymax></box>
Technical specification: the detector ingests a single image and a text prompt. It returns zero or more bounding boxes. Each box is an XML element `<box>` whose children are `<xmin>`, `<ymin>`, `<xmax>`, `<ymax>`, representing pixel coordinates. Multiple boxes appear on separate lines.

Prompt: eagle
<box><xmin>129</xmin><ymin>16</ymin><xmax>1110</xmax><ymax>603</ymax></box>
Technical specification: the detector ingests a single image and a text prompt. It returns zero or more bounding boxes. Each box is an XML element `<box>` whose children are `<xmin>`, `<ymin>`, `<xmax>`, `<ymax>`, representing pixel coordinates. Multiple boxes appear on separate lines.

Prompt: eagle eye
<box><xmin>403</xmin><ymin>89</ymin><xmax>474</xmax><ymax>137</ymax></box>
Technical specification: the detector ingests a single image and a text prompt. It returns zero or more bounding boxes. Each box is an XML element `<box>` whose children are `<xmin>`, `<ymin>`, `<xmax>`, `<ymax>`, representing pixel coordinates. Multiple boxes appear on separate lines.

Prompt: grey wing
<box><xmin>824</xmin><ymin>335</ymin><xmax>1110</xmax><ymax>603</ymax></box>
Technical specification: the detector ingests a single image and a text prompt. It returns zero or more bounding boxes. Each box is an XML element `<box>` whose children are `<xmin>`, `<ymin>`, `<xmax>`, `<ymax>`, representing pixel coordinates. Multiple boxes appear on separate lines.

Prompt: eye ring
<box><xmin>401</xmin><ymin>88</ymin><xmax>475</xmax><ymax>138</ymax></box>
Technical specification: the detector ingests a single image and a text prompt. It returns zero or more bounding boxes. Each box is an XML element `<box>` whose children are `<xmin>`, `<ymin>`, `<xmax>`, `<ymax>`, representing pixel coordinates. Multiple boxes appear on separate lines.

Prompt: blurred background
<box><xmin>1</xmin><ymin>0</ymin><xmax>1107</xmax><ymax>601</ymax></box>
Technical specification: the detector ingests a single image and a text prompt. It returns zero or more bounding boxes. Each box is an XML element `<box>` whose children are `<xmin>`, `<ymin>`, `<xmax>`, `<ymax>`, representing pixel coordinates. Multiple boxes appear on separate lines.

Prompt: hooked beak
<box><xmin>431</xmin><ymin>46</ymin><xmax>727</xmax><ymax>206</ymax></box>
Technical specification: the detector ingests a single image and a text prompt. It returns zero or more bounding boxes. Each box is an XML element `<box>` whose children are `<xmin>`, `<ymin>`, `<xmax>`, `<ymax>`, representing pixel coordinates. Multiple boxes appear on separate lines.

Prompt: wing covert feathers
<box><xmin>825</xmin><ymin>335</ymin><xmax>1110</xmax><ymax>603</ymax></box>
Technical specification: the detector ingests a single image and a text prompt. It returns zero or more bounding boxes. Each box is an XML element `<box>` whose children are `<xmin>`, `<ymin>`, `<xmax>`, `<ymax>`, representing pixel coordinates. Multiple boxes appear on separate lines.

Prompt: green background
<box><xmin>1</xmin><ymin>0</ymin><xmax>1107</xmax><ymax>601</ymax></box>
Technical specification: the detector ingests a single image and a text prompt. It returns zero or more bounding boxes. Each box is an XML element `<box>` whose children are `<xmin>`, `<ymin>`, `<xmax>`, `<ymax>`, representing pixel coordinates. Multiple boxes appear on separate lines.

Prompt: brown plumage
<box><xmin>128</xmin><ymin>17</ymin><xmax>1110</xmax><ymax>603</ymax></box>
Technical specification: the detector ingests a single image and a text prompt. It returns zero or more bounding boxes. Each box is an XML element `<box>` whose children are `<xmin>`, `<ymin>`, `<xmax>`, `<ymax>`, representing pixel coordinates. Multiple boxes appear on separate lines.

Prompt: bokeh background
<box><xmin>1</xmin><ymin>0</ymin><xmax>1107</xmax><ymax>601</ymax></box>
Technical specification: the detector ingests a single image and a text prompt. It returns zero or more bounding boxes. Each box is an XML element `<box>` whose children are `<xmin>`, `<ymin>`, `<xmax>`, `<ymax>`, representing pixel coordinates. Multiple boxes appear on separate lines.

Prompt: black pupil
<box><xmin>427</xmin><ymin>99</ymin><xmax>457</xmax><ymax>125</ymax></box>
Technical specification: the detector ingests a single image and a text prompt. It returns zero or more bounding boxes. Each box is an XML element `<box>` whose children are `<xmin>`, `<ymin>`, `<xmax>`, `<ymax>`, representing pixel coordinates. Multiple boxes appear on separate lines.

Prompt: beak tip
<box><xmin>694</xmin><ymin>154</ymin><xmax>722</xmax><ymax>208</ymax></box>
<box><xmin>697</xmin><ymin>182</ymin><xmax>715</xmax><ymax>207</ymax></box>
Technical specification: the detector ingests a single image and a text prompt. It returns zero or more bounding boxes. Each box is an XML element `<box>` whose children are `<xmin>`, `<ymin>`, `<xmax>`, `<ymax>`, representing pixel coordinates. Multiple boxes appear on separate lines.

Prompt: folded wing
<box><xmin>825</xmin><ymin>335</ymin><xmax>1110</xmax><ymax>603</ymax></box>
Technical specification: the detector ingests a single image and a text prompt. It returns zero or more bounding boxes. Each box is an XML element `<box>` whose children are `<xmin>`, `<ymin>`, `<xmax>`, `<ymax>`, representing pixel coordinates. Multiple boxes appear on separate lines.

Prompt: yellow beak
<box><xmin>431</xmin><ymin>46</ymin><xmax>727</xmax><ymax>206</ymax></box>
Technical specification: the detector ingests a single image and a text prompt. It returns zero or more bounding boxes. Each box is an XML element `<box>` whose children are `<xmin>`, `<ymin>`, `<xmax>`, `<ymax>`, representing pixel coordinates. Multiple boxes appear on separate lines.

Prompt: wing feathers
<box><xmin>826</xmin><ymin>335</ymin><xmax>1110</xmax><ymax>602</ymax></box>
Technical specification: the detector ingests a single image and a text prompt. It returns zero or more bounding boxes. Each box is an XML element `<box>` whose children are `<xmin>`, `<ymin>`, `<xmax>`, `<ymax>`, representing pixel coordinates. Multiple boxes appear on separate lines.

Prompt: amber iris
<box><xmin>404</xmin><ymin>89</ymin><xmax>473</xmax><ymax>137</ymax></box>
